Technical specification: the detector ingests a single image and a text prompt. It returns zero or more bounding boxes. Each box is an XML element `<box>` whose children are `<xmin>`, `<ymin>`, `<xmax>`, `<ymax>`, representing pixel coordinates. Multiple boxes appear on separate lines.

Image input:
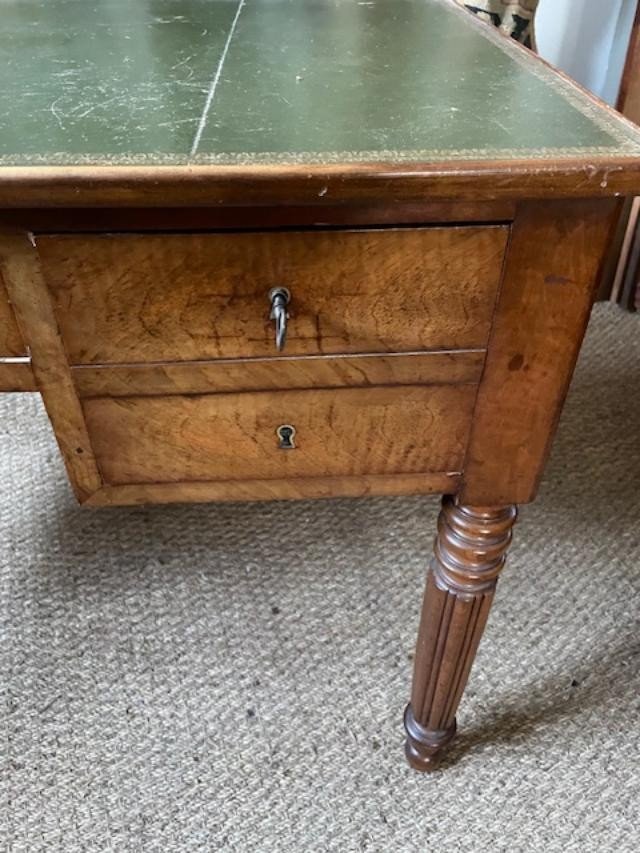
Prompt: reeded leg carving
<box><xmin>405</xmin><ymin>496</ymin><xmax>517</xmax><ymax>771</ymax></box>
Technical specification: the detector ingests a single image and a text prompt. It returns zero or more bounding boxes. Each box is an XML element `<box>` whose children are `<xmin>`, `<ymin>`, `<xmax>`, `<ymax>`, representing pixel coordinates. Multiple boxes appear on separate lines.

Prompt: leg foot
<box><xmin>404</xmin><ymin>496</ymin><xmax>517</xmax><ymax>771</ymax></box>
<box><xmin>404</xmin><ymin>704</ymin><xmax>456</xmax><ymax>771</ymax></box>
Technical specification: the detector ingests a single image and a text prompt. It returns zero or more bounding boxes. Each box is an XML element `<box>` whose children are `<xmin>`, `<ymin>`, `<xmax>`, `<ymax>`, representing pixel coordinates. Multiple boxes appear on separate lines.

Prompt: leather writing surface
<box><xmin>1</xmin><ymin>0</ymin><xmax>639</xmax><ymax>166</ymax></box>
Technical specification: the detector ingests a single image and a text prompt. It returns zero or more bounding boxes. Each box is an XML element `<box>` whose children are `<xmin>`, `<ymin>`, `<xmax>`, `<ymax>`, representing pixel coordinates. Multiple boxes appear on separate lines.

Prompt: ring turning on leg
<box><xmin>405</xmin><ymin>496</ymin><xmax>517</xmax><ymax>771</ymax></box>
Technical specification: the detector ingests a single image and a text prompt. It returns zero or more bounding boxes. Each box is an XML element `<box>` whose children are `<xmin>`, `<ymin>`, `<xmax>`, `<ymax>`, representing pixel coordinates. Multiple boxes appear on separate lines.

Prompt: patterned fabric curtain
<box><xmin>458</xmin><ymin>1</ymin><xmax>539</xmax><ymax>48</ymax></box>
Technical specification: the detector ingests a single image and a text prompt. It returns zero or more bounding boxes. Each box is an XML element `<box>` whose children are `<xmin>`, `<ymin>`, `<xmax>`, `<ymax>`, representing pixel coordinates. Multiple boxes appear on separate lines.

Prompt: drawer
<box><xmin>37</xmin><ymin>227</ymin><xmax>508</xmax><ymax>365</ymax></box>
<box><xmin>82</xmin><ymin>384</ymin><xmax>477</xmax><ymax>485</ymax></box>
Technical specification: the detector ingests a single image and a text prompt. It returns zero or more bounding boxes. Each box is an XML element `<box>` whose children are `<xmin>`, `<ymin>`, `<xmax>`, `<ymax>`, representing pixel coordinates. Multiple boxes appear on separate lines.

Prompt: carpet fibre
<box><xmin>1</xmin><ymin>304</ymin><xmax>639</xmax><ymax>852</ymax></box>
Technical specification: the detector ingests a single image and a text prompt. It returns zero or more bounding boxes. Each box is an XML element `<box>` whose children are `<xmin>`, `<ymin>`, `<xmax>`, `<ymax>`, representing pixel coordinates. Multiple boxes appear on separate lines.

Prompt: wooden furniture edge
<box><xmin>461</xmin><ymin>198</ymin><xmax>620</xmax><ymax>505</ymax></box>
<box><xmin>82</xmin><ymin>472</ymin><xmax>462</xmax><ymax>507</ymax></box>
<box><xmin>0</xmin><ymin>158</ymin><xmax>639</xmax><ymax>208</ymax></box>
<box><xmin>72</xmin><ymin>351</ymin><xmax>486</xmax><ymax>398</ymax></box>
<box><xmin>0</xmin><ymin>232</ymin><xmax>102</xmax><ymax>499</ymax></box>
<box><xmin>0</xmin><ymin>200</ymin><xmax>517</xmax><ymax>231</ymax></box>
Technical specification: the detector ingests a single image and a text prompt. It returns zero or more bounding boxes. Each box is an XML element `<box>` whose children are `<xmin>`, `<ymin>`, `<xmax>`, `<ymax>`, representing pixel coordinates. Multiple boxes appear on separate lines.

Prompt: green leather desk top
<box><xmin>2</xmin><ymin>0</ymin><xmax>640</xmax><ymax>168</ymax></box>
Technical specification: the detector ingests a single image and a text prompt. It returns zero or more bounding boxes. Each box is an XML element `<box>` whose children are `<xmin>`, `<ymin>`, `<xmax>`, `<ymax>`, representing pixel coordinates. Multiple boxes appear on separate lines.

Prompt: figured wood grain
<box><xmin>83</xmin><ymin>472</ymin><xmax>462</xmax><ymax>507</ymax></box>
<box><xmin>0</xmin><ymin>273</ymin><xmax>27</xmax><ymax>356</ymax></box>
<box><xmin>0</xmin><ymin>233</ymin><xmax>102</xmax><ymax>499</ymax></box>
<box><xmin>82</xmin><ymin>385</ymin><xmax>476</xmax><ymax>485</ymax></box>
<box><xmin>0</xmin><ymin>360</ymin><xmax>37</xmax><ymax>392</ymax></box>
<box><xmin>461</xmin><ymin>199</ymin><xmax>620</xmax><ymax>506</ymax></box>
<box><xmin>73</xmin><ymin>350</ymin><xmax>485</xmax><ymax>399</ymax></box>
<box><xmin>38</xmin><ymin>227</ymin><xmax>508</xmax><ymax>365</ymax></box>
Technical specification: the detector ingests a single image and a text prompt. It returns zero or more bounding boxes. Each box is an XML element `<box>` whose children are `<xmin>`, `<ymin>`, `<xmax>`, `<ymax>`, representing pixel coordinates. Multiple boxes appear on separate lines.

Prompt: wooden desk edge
<box><xmin>82</xmin><ymin>473</ymin><xmax>462</xmax><ymax>507</ymax></box>
<box><xmin>0</xmin><ymin>157</ymin><xmax>639</xmax><ymax>208</ymax></box>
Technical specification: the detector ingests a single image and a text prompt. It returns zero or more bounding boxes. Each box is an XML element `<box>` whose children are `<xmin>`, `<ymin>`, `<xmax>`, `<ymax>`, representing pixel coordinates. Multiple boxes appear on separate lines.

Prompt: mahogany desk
<box><xmin>1</xmin><ymin>0</ymin><xmax>640</xmax><ymax>771</ymax></box>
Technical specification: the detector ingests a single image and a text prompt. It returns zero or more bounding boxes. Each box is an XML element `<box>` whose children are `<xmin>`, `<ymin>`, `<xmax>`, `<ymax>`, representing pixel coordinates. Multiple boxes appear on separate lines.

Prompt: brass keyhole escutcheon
<box><xmin>276</xmin><ymin>424</ymin><xmax>296</xmax><ymax>450</ymax></box>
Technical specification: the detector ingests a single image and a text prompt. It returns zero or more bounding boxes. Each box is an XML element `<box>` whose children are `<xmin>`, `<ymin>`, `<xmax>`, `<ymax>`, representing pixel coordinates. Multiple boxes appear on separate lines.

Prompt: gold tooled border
<box><xmin>0</xmin><ymin>0</ymin><xmax>639</xmax><ymax>167</ymax></box>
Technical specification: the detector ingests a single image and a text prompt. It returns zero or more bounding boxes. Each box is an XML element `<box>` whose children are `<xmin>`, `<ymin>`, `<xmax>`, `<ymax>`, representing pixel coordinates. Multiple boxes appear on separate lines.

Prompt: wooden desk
<box><xmin>1</xmin><ymin>0</ymin><xmax>639</xmax><ymax>772</ymax></box>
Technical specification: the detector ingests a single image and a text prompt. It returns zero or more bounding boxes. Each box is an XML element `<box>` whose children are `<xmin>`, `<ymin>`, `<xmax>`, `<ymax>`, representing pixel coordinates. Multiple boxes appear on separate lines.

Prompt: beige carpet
<box><xmin>1</xmin><ymin>303</ymin><xmax>639</xmax><ymax>852</ymax></box>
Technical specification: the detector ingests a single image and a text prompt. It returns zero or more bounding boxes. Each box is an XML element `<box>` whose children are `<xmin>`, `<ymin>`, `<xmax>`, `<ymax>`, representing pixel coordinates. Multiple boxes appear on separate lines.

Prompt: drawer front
<box><xmin>38</xmin><ymin>227</ymin><xmax>508</xmax><ymax>365</ymax></box>
<box><xmin>73</xmin><ymin>350</ymin><xmax>485</xmax><ymax>399</ymax></box>
<box><xmin>83</xmin><ymin>385</ymin><xmax>476</xmax><ymax>485</ymax></box>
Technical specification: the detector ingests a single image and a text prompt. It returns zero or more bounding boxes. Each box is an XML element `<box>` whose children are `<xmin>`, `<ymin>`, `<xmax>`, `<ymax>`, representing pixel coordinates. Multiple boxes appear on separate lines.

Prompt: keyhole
<box><xmin>276</xmin><ymin>424</ymin><xmax>296</xmax><ymax>450</ymax></box>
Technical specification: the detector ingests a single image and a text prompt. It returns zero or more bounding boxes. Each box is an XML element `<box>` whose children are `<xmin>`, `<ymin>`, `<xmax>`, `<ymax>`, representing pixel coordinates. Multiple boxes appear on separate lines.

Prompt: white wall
<box><xmin>536</xmin><ymin>0</ymin><xmax>637</xmax><ymax>104</ymax></box>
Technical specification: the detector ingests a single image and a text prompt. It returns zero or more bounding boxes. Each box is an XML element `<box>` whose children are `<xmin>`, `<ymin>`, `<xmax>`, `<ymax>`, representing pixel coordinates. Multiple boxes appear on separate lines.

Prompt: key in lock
<box><xmin>276</xmin><ymin>424</ymin><xmax>296</xmax><ymax>450</ymax></box>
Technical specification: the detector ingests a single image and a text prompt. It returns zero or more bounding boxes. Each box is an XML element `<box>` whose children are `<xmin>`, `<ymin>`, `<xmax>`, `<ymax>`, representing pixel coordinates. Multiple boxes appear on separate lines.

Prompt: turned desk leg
<box><xmin>405</xmin><ymin>496</ymin><xmax>517</xmax><ymax>771</ymax></box>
